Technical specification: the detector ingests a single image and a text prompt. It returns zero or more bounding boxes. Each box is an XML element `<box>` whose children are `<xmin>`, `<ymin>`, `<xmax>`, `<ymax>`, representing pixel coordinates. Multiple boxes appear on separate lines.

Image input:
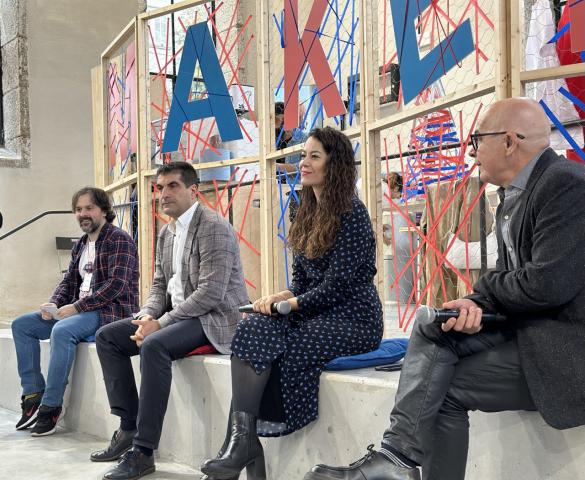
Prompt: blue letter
<box><xmin>390</xmin><ymin>0</ymin><xmax>475</xmax><ymax>104</ymax></box>
<box><xmin>162</xmin><ymin>22</ymin><xmax>242</xmax><ymax>153</ymax></box>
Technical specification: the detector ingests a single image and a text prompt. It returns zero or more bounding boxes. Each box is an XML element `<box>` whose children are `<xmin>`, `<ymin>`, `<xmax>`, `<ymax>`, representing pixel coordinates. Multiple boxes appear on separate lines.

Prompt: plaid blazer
<box><xmin>137</xmin><ymin>205</ymin><xmax>249</xmax><ymax>354</ymax></box>
<box><xmin>50</xmin><ymin>222</ymin><xmax>139</xmax><ymax>326</ymax></box>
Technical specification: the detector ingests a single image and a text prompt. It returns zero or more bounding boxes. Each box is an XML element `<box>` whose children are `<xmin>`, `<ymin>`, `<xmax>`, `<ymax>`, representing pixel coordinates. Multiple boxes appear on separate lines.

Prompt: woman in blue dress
<box><xmin>201</xmin><ymin>126</ymin><xmax>383</xmax><ymax>479</ymax></box>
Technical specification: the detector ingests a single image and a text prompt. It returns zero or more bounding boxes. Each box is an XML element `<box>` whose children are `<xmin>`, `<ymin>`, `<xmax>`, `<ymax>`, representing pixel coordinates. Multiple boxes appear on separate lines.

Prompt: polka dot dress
<box><xmin>232</xmin><ymin>197</ymin><xmax>383</xmax><ymax>437</ymax></box>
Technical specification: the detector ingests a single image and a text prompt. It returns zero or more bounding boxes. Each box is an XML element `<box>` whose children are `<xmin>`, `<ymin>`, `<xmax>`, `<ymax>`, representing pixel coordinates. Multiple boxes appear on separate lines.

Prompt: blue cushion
<box><xmin>325</xmin><ymin>338</ymin><xmax>409</xmax><ymax>371</ymax></box>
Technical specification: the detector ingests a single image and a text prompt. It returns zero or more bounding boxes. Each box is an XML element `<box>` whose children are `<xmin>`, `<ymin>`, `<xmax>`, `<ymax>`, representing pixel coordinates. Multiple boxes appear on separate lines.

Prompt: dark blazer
<box><xmin>137</xmin><ymin>205</ymin><xmax>249</xmax><ymax>354</ymax></box>
<box><xmin>468</xmin><ymin>148</ymin><xmax>585</xmax><ymax>429</ymax></box>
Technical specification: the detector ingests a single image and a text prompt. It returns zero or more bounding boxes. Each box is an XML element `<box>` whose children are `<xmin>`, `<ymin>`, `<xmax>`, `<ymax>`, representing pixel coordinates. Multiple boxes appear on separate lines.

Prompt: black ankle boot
<box><xmin>201</xmin><ymin>409</ymin><xmax>238</xmax><ymax>480</ymax></box>
<box><xmin>200</xmin><ymin>411</ymin><xmax>266</xmax><ymax>480</ymax></box>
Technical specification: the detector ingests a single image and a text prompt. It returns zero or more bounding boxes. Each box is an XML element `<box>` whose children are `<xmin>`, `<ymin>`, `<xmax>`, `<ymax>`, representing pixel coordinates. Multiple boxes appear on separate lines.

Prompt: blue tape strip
<box><xmin>539</xmin><ymin>99</ymin><xmax>585</xmax><ymax>161</ymax></box>
<box><xmin>547</xmin><ymin>22</ymin><xmax>570</xmax><ymax>44</ymax></box>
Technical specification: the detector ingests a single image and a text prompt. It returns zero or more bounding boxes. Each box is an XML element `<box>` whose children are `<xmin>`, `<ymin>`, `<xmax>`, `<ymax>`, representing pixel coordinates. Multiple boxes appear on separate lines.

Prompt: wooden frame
<box><xmin>93</xmin><ymin>0</ymin><xmax>584</xmax><ymax>307</ymax></box>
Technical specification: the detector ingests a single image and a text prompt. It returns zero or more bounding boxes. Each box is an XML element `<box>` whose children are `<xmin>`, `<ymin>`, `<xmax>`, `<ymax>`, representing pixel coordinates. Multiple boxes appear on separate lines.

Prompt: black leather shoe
<box><xmin>91</xmin><ymin>429</ymin><xmax>137</xmax><ymax>462</ymax></box>
<box><xmin>304</xmin><ymin>446</ymin><xmax>421</xmax><ymax>480</ymax></box>
<box><xmin>102</xmin><ymin>448</ymin><xmax>155</xmax><ymax>480</ymax></box>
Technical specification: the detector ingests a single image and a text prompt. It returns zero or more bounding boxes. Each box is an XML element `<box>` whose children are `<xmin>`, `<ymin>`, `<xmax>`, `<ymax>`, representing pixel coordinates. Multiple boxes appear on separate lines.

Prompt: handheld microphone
<box><xmin>239</xmin><ymin>301</ymin><xmax>292</xmax><ymax>315</ymax></box>
<box><xmin>415</xmin><ymin>305</ymin><xmax>506</xmax><ymax>324</ymax></box>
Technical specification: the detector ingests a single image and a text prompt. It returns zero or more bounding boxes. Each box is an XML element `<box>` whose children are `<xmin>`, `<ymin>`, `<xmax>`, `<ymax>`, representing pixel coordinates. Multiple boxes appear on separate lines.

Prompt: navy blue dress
<box><xmin>231</xmin><ymin>197</ymin><xmax>383</xmax><ymax>436</ymax></box>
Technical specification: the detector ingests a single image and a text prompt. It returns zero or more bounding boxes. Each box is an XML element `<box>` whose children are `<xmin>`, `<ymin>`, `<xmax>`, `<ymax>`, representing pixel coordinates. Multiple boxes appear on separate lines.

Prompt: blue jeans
<box><xmin>11</xmin><ymin>310</ymin><xmax>101</xmax><ymax>407</ymax></box>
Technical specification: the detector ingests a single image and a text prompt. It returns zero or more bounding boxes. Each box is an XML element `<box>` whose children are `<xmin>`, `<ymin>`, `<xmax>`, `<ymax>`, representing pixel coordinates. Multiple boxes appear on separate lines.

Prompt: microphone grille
<box><xmin>415</xmin><ymin>305</ymin><xmax>435</xmax><ymax>324</ymax></box>
<box><xmin>276</xmin><ymin>301</ymin><xmax>292</xmax><ymax>315</ymax></box>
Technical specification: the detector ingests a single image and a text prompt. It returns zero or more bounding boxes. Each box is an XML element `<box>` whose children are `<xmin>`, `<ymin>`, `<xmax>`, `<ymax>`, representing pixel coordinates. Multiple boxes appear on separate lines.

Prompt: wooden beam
<box><xmin>101</xmin><ymin>17</ymin><xmax>136</xmax><ymax>60</ymax></box>
<box><xmin>138</xmin><ymin>0</ymin><xmax>211</xmax><ymax>21</ymax></box>
<box><xmin>369</xmin><ymin>80</ymin><xmax>496</xmax><ymax>133</ymax></box>
<box><xmin>257</xmin><ymin>0</ymin><xmax>275</xmax><ymax>296</ymax></box>
<box><xmin>136</xmin><ymin>15</ymin><xmax>154</xmax><ymax>303</ymax></box>
<box><xmin>509</xmin><ymin>0</ymin><xmax>523</xmax><ymax>97</ymax></box>
<box><xmin>91</xmin><ymin>65</ymin><xmax>105</xmax><ymax>188</ymax></box>
<box><xmin>520</xmin><ymin>64</ymin><xmax>585</xmax><ymax>84</ymax></box>
<box><xmin>358</xmin><ymin>0</ymin><xmax>384</xmax><ymax>307</ymax></box>
<box><xmin>104</xmin><ymin>173</ymin><xmax>138</xmax><ymax>193</ymax></box>
<box><xmin>495</xmin><ymin>0</ymin><xmax>511</xmax><ymax>99</ymax></box>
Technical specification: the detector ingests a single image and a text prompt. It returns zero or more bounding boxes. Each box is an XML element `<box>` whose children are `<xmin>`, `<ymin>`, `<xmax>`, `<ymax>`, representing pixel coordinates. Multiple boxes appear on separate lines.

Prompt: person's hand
<box><xmin>40</xmin><ymin>303</ymin><xmax>57</xmax><ymax>321</ymax></box>
<box><xmin>57</xmin><ymin>304</ymin><xmax>78</xmax><ymax>319</ymax></box>
<box><xmin>130</xmin><ymin>316</ymin><xmax>160</xmax><ymax>347</ymax></box>
<box><xmin>441</xmin><ymin>299</ymin><xmax>483</xmax><ymax>334</ymax></box>
<box><xmin>252</xmin><ymin>293</ymin><xmax>289</xmax><ymax>316</ymax></box>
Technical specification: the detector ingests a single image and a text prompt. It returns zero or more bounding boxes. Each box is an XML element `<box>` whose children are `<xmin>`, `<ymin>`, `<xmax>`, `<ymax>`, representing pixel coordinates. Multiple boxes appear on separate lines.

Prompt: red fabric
<box><xmin>556</xmin><ymin>7</ymin><xmax>585</xmax><ymax>119</ymax></box>
<box><xmin>186</xmin><ymin>344</ymin><xmax>218</xmax><ymax>356</ymax></box>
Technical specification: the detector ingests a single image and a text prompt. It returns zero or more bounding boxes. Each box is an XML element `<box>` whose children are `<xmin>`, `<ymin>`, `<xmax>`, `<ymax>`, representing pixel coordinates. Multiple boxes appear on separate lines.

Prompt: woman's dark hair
<box><xmin>71</xmin><ymin>187</ymin><xmax>116</xmax><ymax>223</ymax></box>
<box><xmin>156</xmin><ymin>161</ymin><xmax>200</xmax><ymax>187</ymax></box>
<box><xmin>288</xmin><ymin>126</ymin><xmax>357</xmax><ymax>258</ymax></box>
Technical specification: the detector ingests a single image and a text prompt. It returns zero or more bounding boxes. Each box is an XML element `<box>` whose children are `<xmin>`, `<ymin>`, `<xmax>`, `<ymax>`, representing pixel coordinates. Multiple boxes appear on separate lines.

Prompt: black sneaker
<box><xmin>15</xmin><ymin>393</ymin><xmax>42</xmax><ymax>430</ymax></box>
<box><xmin>30</xmin><ymin>405</ymin><xmax>62</xmax><ymax>437</ymax></box>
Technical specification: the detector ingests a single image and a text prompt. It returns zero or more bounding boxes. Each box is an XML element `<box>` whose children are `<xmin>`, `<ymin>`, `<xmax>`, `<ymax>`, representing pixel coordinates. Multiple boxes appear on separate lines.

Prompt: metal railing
<box><xmin>0</xmin><ymin>211</ymin><xmax>71</xmax><ymax>241</ymax></box>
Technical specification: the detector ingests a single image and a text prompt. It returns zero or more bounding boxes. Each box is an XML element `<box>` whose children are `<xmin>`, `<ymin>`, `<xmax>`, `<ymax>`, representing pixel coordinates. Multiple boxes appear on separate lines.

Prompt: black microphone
<box><xmin>239</xmin><ymin>301</ymin><xmax>292</xmax><ymax>315</ymax></box>
<box><xmin>415</xmin><ymin>305</ymin><xmax>506</xmax><ymax>324</ymax></box>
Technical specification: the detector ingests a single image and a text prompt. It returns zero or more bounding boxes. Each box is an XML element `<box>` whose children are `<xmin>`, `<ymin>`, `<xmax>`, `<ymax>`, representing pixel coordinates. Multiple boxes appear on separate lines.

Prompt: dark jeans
<box><xmin>95</xmin><ymin>318</ymin><xmax>208</xmax><ymax>450</ymax></box>
<box><xmin>383</xmin><ymin>319</ymin><xmax>536</xmax><ymax>480</ymax></box>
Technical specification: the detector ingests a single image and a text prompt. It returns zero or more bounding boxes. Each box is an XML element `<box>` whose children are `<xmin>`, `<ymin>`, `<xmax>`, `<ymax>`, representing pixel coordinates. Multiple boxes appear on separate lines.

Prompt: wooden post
<box><xmin>359</xmin><ymin>0</ymin><xmax>384</xmax><ymax>298</ymax></box>
<box><xmin>136</xmin><ymin>14</ymin><xmax>154</xmax><ymax>302</ymax></box>
<box><xmin>91</xmin><ymin>65</ymin><xmax>105</xmax><ymax>188</ymax></box>
<box><xmin>257</xmin><ymin>0</ymin><xmax>275</xmax><ymax>296</ymax></box>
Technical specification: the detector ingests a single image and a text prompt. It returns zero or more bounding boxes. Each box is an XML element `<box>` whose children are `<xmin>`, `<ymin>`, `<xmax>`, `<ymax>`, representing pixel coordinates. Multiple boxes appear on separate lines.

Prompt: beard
<box><xmin>79</xmin><ymin>217</ymin><xmax>100</xmax><ymax>234</ymax></box>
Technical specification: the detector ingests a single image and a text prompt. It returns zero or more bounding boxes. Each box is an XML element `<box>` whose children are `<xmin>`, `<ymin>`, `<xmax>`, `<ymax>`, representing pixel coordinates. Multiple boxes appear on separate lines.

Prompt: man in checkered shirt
<box><xmin>11</xmin><ymin>187</ymin><xmax>139</xmax><ymax>437</ymax></box>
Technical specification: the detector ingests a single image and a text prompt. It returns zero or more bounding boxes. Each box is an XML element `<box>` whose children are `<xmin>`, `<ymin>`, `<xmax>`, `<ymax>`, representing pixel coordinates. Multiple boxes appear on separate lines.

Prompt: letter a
<box><xmin>162</xmin><ymin>22</ymin><xmax>242</xmax><ymax>153</ymax></box>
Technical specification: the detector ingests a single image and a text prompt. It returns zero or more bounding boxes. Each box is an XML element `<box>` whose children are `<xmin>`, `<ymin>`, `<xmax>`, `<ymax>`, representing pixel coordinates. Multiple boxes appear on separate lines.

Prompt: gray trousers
<box><xmin>95</xmin><ymin>318</ymin><xmax>207</xmax><ymax>450</ymax></box>
<box><xmin>383</xmin><ymin>319</ymin><xmax>536</xmax><ymax>480</ymax></box>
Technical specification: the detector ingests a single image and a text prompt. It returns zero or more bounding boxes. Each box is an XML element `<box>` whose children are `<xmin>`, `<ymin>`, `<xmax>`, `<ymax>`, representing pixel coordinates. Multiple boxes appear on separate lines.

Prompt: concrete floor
<box><xmin>0</xmin><ymin>408</ymin><xmax>202</xmax><ymax>480</ymax></box>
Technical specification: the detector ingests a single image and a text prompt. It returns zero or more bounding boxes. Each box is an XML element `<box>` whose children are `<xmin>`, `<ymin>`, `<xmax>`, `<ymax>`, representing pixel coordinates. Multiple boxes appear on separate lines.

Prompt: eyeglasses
<box><xmin>470</xmin><ymin>131</ymin><xmax>525</xmax><ymax>151</ymax></box>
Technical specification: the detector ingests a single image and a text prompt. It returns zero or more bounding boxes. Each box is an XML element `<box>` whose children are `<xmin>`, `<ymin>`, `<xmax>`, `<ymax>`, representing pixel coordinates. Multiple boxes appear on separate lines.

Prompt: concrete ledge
<box><xmin>1</xmin><ymin>330</ymin><xmax>584</xmax><ymax>479</ymax></box>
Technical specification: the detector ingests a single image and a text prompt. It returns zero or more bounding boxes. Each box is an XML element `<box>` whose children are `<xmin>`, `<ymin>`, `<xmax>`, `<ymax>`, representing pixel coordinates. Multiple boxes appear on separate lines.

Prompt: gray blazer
<box><xmin>137</xmin><ymin>205</ymin><xmax>249</xmax><ymax>353</ymax></box>
<box><xmin>468</xmin><ymin>148</ymin><xmax>585</xmax><ymax>429</ymax></box>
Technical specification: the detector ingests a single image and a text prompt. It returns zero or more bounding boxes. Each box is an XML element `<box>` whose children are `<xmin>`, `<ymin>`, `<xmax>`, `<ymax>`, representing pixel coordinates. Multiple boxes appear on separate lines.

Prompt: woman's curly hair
<box><xmin>288</xmin><ymin>127</ymin><xmax>357</xmax><ymax>258</ymax></box>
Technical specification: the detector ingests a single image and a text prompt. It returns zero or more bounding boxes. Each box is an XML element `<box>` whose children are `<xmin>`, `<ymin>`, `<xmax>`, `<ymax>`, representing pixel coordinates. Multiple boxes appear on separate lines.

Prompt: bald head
<box><xmin>473</xmin><ymin>98</ymin><xmax>552</xmax><ymax>187</ymax></box>
<box><xmin>482</xmin><ymin>98</ymin><xmax>551</xmax><ymax>151</ymax></box>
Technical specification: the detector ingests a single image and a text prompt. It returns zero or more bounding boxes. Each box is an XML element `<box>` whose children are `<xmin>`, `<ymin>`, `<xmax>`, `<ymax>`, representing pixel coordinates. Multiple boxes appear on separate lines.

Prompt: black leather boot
<box><xmin>200</xmin><ymin>411</ymin><xmax>266</xmax><ymax>480</ymax></box>
<box><xmin>201</xmin><ymin>409</ymin><xmax>238</xmax><ymax>480</ymax></box>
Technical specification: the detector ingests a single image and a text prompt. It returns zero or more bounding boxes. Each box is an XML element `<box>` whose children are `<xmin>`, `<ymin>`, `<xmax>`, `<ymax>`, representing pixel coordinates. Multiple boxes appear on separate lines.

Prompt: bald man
<box><xmin>303</xmin><ymin>98</ymin><xmax>585</xmax><ymax>480</ymax></box>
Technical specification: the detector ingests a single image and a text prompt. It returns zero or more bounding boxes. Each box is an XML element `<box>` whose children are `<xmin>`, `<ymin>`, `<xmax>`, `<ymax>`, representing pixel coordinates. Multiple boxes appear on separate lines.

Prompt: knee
<box><xmin>439</xmin><ymin>390</ymin><xmax>470</xmax><ymax>425</ymax></box>
<box><xmin>413</xmin><ymin>315</ymin><xmax>443</xmax><ymax>342</ymax></box>
<box><xmin>50</xmin><ymin>323</ymin><xmax>77</xmax><ymax>345</ymax></box>
<box><xmin>95</xmin><ymin>324</ymin><xmax>111</xmax><ymax>347</ymax></box>
<box><xmin>140</xmin><ymin>335</ymin><xmax>165</xmax><ymax>358</ymax></box>
<box><xmin>234</xmin><ymin>315</ymin><xmax>262</xmax><ymax>339</ymax></box>
<box><xmin>11</xmin><ymin>312</ymin><xmax>37</xmax><ymax>335</ymax></box>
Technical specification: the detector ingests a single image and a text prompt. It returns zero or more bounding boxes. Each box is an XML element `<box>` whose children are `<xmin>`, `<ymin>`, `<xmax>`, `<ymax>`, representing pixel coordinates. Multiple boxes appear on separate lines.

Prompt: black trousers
<box><xmin>383</xmin><ymin>319</ymin><xmax>536</xmax><ymax>480</ymax></box>
<box><xmin>95</xmin><ymin>318</ymin><xmax>208</xmax><ymax>450</ymax></box>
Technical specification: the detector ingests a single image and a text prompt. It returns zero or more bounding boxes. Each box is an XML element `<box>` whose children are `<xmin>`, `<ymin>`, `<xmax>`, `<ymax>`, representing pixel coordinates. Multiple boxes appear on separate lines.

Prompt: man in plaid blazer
<box><xmin>11</xmin><ymin>187</ymin><xmax>139</xmax><ymax>437</ymax></box>
<box><xmin>93</xmin><ymin>162</ymin><xmax>249</xmax><ymax>480</ymax></box>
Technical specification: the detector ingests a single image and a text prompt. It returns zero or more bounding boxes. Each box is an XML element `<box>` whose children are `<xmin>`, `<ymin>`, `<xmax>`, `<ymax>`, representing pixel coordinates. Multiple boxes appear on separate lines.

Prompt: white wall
<box><xmin>0</xmin><ymin>0</ymin><xmax>141</xmax><ymax>321</ymax></box>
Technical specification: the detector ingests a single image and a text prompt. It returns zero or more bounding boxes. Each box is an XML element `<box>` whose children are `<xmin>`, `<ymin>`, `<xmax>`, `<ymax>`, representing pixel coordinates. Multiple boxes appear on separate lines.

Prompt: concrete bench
<box><xmin>0</xmin><ymin>330</ymin><xmax>583</xmax><ymax>479</ymax></box>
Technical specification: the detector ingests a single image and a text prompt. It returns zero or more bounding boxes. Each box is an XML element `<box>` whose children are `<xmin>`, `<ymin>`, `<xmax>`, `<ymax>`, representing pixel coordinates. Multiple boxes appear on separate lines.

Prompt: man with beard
<box><xmin>11</xmin><ymin>187</ymin><xmax>139</xmax><ymax>437</ymax></box>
